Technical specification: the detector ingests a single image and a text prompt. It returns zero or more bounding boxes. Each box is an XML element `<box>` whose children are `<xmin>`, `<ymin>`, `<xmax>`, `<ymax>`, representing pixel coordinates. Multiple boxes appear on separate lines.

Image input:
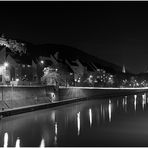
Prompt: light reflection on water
<box><xmin>40</xmin><ymin>138</ymin><xmax>45</xmax><ymax>148</ymax></box>
<box><xmin>89</xmin><ymin>108</ymin><xmax>92</xmax><ymax>127</ymax></box>
<box><xmin>15</xmin><ymin>138</ymin><xmax>20</xmax><ymax>148</ymax></box>
<box><xmin>134</xmin><ymin>94</ymin><xmax>137</xmax><ymax>111</ymax></box>
<box><xmin>54</xmin><ymin>122</ymin><xmax>58</xmax><ymax>146</ymax></box>
<box><xmin>108</xmin><ymin>100</ymin><xmax>112</xmax><ymax>122</ymax></box>
<box><xmin>3</xmin><ymin>132</ymin><xmax>8</xmax><ymax>148</ymax></box>
<box><xmin>77</xmin><ymin>112</ymin><xmax>80</xmax><ymax>136</ymax></box>
<box><xmin>1</xmin><ymin>92</ymin><xmax>148</xmax><ymax>146</ymax></box>
<box><xmin>142</xmin><ymin>93</ymin><xmax>146</xmax><ymax>110</ymax></box>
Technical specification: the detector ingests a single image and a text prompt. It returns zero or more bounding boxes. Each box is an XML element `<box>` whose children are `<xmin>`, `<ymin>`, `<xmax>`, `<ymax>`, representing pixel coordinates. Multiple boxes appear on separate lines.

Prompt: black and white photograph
<box><xmin>1</xmin><ymin>0</ymin><xmax>148</xmax><ymax>147</ymax></box>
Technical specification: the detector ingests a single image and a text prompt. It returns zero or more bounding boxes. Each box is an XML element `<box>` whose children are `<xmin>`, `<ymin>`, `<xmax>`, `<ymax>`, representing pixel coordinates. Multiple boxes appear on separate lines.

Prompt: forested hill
<box><xmin>0</xmin><ymin>36</ymin><xmax>124</xmax><ymax>74</ymax></box>
<box><xmin>26</xmin><ymin>43</ymin><xmax>123</xmax><ymax>74</ymax></box>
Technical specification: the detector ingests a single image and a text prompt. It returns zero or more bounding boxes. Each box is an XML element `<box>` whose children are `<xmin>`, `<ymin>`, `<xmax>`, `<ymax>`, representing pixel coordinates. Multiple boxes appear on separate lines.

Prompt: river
<box><xmin>0</xmin><ymin>92</ymin><xmax>148</xmax><ymax>147</ymax></box>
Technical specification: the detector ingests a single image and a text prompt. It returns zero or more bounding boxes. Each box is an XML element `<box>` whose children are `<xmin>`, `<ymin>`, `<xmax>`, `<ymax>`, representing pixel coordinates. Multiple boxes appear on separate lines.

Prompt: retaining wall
<box><xmin>58</xmin><ymin>87</ymin><xmax>148</xmax><ymax>100</ymax></box>
<box><xmin>0</xmin><ymin>86</ymin><xmax>47</xmax><ymax>101</ymax></box>
<box><xmin>0</xmin><ymin>86</ymin><xmax>148</xmax><ymax>109</ymax></box>
<box><xmin>0</xmin><ymin>85</ymin><xmax>56</xmax><ymax>109</ymax></box>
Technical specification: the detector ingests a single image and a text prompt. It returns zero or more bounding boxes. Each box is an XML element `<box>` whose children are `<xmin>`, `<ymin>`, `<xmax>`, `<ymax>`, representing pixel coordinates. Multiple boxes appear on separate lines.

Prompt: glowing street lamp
<box><xmin>40</xmin><ymin>60</ymin><xmax>44</xmax><ymax>65</ymax></box>
<box><xmin>89</xmin><ymin>75</ymin><xmax>93</xmax><ymax>78</ymax></box>
<box><xmin>1</xmin><ymin>62</ymin><xmax>9</xmax><ymax>85</ymax></box>
<box><xmin>4</xmin><ymin>62</ymin><xmax>8</xmax><ymax>67</ymax></box>
<box><xmin>16</xmin><ymin>78</ymin><xmax>19</xmax><ymax>82</ymax></box>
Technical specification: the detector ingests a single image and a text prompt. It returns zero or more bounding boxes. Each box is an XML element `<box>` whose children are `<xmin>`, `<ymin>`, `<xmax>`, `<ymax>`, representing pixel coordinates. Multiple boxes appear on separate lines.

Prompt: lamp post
<box><xmin>37</xmin><ymin>60</ymin><xmax>44</xmax><ymax>84</ymax></box>
<box><xmin>2</xmin><ymin>62</ymin><xmax>9</xmax><ymax>85</ymax></box>
<box><xmin>2</xmin><ymin>62</ymin><xmax>9</xmax><ymax>110</ymax></box>
<box><xmin>4</xmin><ymin>62</ymin><xmax>8</xmax><ymax>68</ymax></box>
<box><xmin>40</xmin><ymin>60</ymin><xmax>44</xmax><ymax>65</ymax></box>
<box><xmin>4</xmin><ymin>62</ymin><xmax>13</xmax><ymax>108</ymax></box>
<box><xmin>11</xmin><ymin>82</ymin><xmax>13</xmax><ymax>109</ymax></box>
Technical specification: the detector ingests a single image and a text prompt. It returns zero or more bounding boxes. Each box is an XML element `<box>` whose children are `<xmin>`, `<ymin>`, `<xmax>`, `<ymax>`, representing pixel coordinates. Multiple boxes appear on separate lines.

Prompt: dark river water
<box><xmin>1</xmin><ymin>92</ymin><xmax>148</xmax><ymax>147</ymax></box>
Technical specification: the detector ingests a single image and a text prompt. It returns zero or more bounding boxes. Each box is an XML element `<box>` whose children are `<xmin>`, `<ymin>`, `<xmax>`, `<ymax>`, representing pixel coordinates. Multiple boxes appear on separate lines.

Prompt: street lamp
<box><xmin>2</xmin><ymin>62</ymin><xmax>9</xmax><ymax>84</ymax></box>
<box><xmin>4</xmin><ymin>62</ymin><xmax>8</xmax><ymax>68</ymax></box>
<box><xmin>40</xmin><ymin>60</ymin><xmax>44</xmax><ymax>65</ymax></box>
<box><xmin>39</xmin><ymin>60</ymin><xmax>44</xmax><ymax>83</ymax></box>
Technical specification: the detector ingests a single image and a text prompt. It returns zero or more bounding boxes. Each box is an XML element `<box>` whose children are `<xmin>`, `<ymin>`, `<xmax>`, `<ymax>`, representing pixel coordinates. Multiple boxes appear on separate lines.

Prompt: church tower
<box><xmin>122</xmin><ymin>65</ymin><xmax>126</xmax><ymax>73</ymax></box>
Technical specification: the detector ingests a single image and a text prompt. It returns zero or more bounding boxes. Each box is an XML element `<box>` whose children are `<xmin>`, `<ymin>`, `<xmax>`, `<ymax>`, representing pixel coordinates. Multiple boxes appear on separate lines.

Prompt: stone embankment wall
<box><xmin>58</xmin><ymin>87</ymin><xmax>148</xmax><ymax>100</ymax></box>
<box><xmin>0</xmin><ymin>85</ymin><xmax>147</xmax><ymax>109</ymax></box>
<box><xmin>0</xmin><ymin>85</ymin><xmax>56</xmax><ymax>109</ymax></box>
<box><xmin>0</xmin><ymin>86</ymin><xmax>46</xmax><ymax>101</ymax></box>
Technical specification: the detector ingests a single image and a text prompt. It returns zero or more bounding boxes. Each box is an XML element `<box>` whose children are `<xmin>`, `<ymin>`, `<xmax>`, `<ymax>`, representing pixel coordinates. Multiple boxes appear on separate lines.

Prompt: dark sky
<box><xmin>0</xmin><ymin>1</ymin><xmax>148</xmax><ymax>74</ymax></box>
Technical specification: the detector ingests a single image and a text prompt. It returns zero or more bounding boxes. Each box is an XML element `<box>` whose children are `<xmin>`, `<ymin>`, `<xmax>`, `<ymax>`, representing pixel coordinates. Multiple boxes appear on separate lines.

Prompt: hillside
<box><xmin>0</xmin><ymin>36</ymin><xmax>123</xmax><ymax>75</ymax></box>
<box><xmin>26</xmin><ymin>43</ymin><xmax>123</xmax><ymax>74</ymax></box>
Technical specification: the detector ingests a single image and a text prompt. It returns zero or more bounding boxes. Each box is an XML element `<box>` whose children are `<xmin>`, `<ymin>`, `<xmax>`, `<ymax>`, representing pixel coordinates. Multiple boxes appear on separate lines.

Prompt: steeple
<box><xmin>122</xmin><ymin>65</ymin><xmax>126</xmax><ymax>73</ymax></box>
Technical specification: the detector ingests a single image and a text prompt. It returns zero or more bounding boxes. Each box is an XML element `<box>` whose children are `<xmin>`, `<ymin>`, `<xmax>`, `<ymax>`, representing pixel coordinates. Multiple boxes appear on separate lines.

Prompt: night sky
<box><xmin>0</xmin><ymin>1</ymin><xmax>148</xmax><ymax>74</ymax></box>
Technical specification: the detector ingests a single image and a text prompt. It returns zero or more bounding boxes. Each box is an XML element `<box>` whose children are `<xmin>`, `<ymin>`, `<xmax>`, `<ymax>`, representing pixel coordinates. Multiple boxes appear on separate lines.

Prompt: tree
<box><xmin>41</xmin><ymin>67</ymin><xmax>59</xmax><ymax>86</ymax></box>
<box><xmin>8</xmin><ymin>39</ymin><xmax>27</xmax><ymax>54</ymax></box>
<box><xmin>0</xmin><ymin>35</ymin><xmax>27</xmax><ymax>55</ymax></box>
<box><xmin>55</xmin><ymin>63</ymin><xmax>72</xmax><ymax>86</ymax></box>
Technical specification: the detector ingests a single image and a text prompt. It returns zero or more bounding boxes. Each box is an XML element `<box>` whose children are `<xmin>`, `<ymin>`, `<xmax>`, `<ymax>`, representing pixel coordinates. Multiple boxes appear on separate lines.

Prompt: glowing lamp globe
<box><xmin>40</xmin><ymin>60</ymin><xmax>44</xmax><ymax>64</ymax></box>
<box><xmin>4</xmin><ymin>62</ymin><xmax>8</xmax><ymax>67</ymax></box>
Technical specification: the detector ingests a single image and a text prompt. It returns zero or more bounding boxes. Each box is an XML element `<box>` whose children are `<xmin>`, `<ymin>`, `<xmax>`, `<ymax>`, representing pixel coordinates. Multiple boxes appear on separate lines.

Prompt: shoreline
<box><xmin>0</xmin><ymin>87</ymin><xmax>147</xmax><ymax>118</ymax></box>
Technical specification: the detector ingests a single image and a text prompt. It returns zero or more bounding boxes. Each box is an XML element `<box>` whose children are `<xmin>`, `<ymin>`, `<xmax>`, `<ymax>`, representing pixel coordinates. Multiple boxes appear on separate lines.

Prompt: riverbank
<box><xmin>59</xmin><ymin>86</ymin><xmax>148</xmax><ymax>101</ymax></box>
<box><xmin>0</xmin><ymin>86</ymin><xmax>148</xmax><ymax>118</ymax></box>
